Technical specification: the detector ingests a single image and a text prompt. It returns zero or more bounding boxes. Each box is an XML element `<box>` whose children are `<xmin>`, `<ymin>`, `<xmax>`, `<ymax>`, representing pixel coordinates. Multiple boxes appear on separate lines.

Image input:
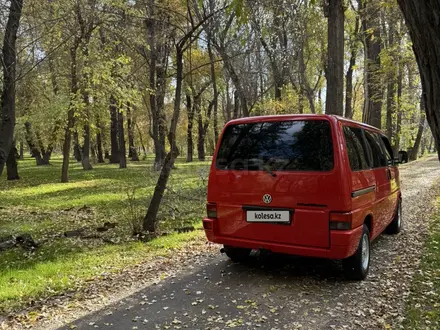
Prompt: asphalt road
<box><xmin>63</xmin><ymin>156</ymin><xmax>440</xmax><ymax>330</ymax></box>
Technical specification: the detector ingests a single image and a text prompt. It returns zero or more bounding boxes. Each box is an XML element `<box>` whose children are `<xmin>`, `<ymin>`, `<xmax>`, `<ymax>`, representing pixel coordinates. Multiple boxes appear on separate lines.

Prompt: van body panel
<box><xmin>210</xmin><ymin>170</ymin><xmax>349</xmax><ymax>248</ymax></box>
<box><xmin>203</xmin><ymin>218</ymin><xmax>363</xmax><ymax>259</ymax></box>
<box><xmin>204</xmin><ymin>114</ymin><xmax>401</xmax><ymax>260</ymax></box>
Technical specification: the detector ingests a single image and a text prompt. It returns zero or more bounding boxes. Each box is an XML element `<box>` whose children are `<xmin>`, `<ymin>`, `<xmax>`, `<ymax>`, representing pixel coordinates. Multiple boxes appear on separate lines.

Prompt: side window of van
<box><xmin>343</xmin><ymin>126</ymin><xmax>369</xmax><ymax>171</ymax></box>
<box><xmin>379</xmin><ymin>135</ymin><xmax>394</xmax><ymax>165</ymax></box>
<box><xmin>364</xmin><ymin>131</ymin><xmax>387</xmax><ymax>168</ymax></box>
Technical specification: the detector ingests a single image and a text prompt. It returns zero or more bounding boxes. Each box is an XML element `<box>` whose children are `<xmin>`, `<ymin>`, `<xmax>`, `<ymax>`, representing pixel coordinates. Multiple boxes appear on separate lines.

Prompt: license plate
<box><xmin>246</xmin><ymin>210</ymin><xmax>291</xmax><ymax>223</ymax></box>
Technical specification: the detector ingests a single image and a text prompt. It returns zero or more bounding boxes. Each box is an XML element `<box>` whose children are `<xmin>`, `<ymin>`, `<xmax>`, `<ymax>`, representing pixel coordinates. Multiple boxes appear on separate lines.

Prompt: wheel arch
<box><xmin>364</xmin><ymin>214</ymin><xmax>373</xmax><ymax>238</ymax></box>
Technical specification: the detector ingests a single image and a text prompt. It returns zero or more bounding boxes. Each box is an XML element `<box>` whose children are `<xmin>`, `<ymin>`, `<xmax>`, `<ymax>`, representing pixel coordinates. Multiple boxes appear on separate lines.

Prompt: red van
<box><xmin>203</xmin><ymin>115</ymin><xmax>401</xmax><ymax>280</ymax></box>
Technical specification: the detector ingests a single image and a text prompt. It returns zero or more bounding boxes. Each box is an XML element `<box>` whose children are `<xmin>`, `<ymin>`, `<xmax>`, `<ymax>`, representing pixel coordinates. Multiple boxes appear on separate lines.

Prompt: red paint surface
<box><xmin>203</xmin><ymin>115</ymin><xmax>401</xmax><ymax>260</ymax></box>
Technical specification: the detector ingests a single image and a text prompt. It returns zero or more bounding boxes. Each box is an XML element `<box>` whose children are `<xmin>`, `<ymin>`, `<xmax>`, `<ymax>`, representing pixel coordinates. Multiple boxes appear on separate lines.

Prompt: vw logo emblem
<box><xmin>262</xmin><ymin>194</ymin><xmax>272</xmax><ymax>204</ymax></box>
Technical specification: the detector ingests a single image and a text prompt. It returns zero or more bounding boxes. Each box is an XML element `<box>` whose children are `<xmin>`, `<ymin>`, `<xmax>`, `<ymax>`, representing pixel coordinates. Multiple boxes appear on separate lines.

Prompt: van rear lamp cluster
<box><xmin>330</xmin><ymin>212</ymin><xmax>352</xmax><ymax>230</ymax></box>
<box><xmin>203</xmin><ymin>221</ymin><xmax>213</xmax><ymax>230</ymax></box>
<box><xmin>206</xmin><ymin>203</ymin><xmax>217</xmax><ymax>219</ymax></box>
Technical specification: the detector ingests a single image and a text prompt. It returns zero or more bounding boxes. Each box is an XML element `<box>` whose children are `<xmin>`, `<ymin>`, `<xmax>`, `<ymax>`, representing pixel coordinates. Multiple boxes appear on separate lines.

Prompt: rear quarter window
<box><xmin>343</xmin><ymin>126</ymin><xmax>370</xmax><ymax>171</ymax></box>
<box><xmin>216</xmin><ymin>120</ymin><xmax>334</xmax><ymax>172</ymax></box>
<box><xmin>364</xmin><ymin>130</ymin><xmax>387</xmax><ymax>168</ymax></box>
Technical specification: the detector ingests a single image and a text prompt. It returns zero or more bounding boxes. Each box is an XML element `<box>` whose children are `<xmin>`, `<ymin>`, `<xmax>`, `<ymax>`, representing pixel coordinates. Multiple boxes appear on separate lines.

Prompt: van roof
<box><xmin>226</xmin><ymin>114</ymin><xmax>384</xmax><ymax>134</ymax></box>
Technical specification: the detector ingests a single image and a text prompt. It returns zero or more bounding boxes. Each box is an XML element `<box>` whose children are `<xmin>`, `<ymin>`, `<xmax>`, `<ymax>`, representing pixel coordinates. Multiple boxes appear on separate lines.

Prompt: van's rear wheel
<box><xmin>386</xmin><ymin>199</ymin><xmax>402</xmax><ymax>235</ymax></box>
<box><xmin>343</xmin><ymin>225</ymin><xmax>370</xmax><ymax>281</ymax></box>
<box><xmin>223</xmin><ymin>245</ymin><xmax>251</xmax><ymax>263</ymax></box>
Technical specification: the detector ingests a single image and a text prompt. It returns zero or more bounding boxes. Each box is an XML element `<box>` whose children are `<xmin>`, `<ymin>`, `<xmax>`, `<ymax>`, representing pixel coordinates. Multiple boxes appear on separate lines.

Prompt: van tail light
<box><xmin>329</xmin><ymin>212</ymin><xmax>352</xmax><ymax>230</ymax></box>
<box><xmin>206</xmin><ymin>203</ymin><xmax>217</xmax><ymax>219</ymax></box>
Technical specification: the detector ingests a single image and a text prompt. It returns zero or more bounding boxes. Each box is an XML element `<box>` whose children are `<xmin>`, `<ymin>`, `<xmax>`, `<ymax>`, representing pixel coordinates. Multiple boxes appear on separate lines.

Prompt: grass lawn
<box><xmin>404</xmin><ymin>197</ymin><xmax>440</xmax><ymax>329</ymax></box>
<box><xmin>0</xmin><ymin>156</ymin><xmax>210</xmax><ymax>314</ymax></box>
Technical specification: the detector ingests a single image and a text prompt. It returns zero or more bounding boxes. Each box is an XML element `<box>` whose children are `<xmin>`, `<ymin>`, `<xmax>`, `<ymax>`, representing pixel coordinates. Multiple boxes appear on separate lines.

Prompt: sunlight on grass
<box><xmin>0</xmin><ymin>230</ymin><xmax>203</xmax><ymax>313</ymax></box>
<box><xmin>4</xmin><ymin>180</ymin><xmax>103</xmax><ymax>198</ymax></box>
<box><xmin>0</xmin><ymin>156</ymin><xmax>210</xmax><ymax>313</ymax></box>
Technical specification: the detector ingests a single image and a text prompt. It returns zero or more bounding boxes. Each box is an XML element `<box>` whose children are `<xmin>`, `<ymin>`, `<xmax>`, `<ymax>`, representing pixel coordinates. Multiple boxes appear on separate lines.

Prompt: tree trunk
<box><xmin>410</xmin><ymin>97</ymin><xmax>426</xmax><ymax>161</ymax></box>
<box><xmin>19</xmin><ymin>140</ymin><xmax>24</xmax><ymax>160</ymax></box>
<box><xmin>345</xmin><ymin>16</ymin><xmax>359</xmax><ymax>119</ymax></box>
<box><xmin>136</xmin><ymin>123</ymin><xmax>147</xmax><ymax>159</ymax></box>
<box><xmin>197</xmin><ymin>101</ymin><xmax>214</xmax><ymax>162</ymax></box>
<box><xmin>41</xmin><ymin>121</ymin><xmax>61</xmax><ymax>165</ymax></box>
<box><xmin>225</xmin><ymin>81</ymin><xmax>232</xmax><ymax>122</ymax></box>
<box><xmin>208</xmin><ymin>40</ymin><xmax>219</xmax><ymax>144</ymax></box>
<box><xmin>109</xmin><ymin>95</ymin><xmax>120</xmax><ymax>164</ymax></box>
<box><xmin>146</xmin><ymin>1</ymin><xmax>166</xmax><ymax>170</ymax></box>
<box><xmin>35</xmin><ymin>131</ymin><xmax>46</xmax><ymax>156</ymax></box>
<box><xmin>305</xmin><ymin>92</ymin><xmax>316</xmax><ymax>114</ymax></box>
<box><xmin>143</xmin><ymin>44</ymin><xmax>183</xmax><ymax>232</ymax></box>
<box><xmin>361</xmin><ymin>0</ymin><xmax>383</xmax><ymax>128</ymax></box>
<box><xmin>386</xmin><ymin>79</ymin><xmax>396</xmax><ymax>140</ymax></box>
<box><xmin>24</xmin><ymin>122</ymin><xmax>44</xmax><ymax>166</ymax></box>
<box><xmin>73</xmin><ymin>131</ymin><xmax>82</xmax><ymax>162</ymax></box>
<box><xmin>197</xmin><ymin>110</ymin><xmax>205</xmax><ymax>161</ymax></box>
<box><xmin>0</xmin><ymin>0</ymin><xmax>23</xmax><ymax>177</ymax></box>
<box><xmin>295</xmin><ymin>87</ymin><xmax>302</xmax><ymax>114</ymax></box>
<box><xmin>325</xmin><ymin>0</ymin><xmax>345</xmax><ymax>116</ymax></box>
<box><xmin>96</xmin><ymin>118</ymin><xmax>105</xmax><ymax>163</ymax></box>
<box><xmin>61</xmin><ymin>107</ymin><xmax>75</xmax><ymax>183</ymax></box>
<box><xmin>233</xmin><ymin>90</ymin><xmax>239</xmax><ymax>119</ymax></box>
<box><xmin>397</xmin><ymin>0</ymin><xmax>440</xmax><ymax>159</ymax></box>
<box><xmin>6</xmin><ymin>144</ymin><xmax>19</xmax><ymax>180</ymax></box>
<box><xmin>61</xmin><ymin>44</ymin><xmax>80</xmax><ymax>183</ymax></box>
<box><xmin>127</xmin><ymin>104</ymin><xmax>139</xmax><ymax>161</ymax></box>
<box><xmin>384</xmin><ymin>13</ymin><xmax>397</xmax><ymax>140</ymax></box>
<box><xmin>186</xmin><ymin>94</ymin><xmax>194</xmax><ymax>162</ymax></box>
<box><xmin>118</xmin><ymin>108</ymin><xmax>127</xmax><ymax>169</ymax></box>
<box><xmin>345</xmin><ymin>55</ymin><xmax>356</xmax><ymax>119</ymax></box>
<box><xmin>44</xmin><ymin>52</ymin><xmax>60</xmax><ymax>166</ymax></box>
<box><xmin>421</xmin><ymin>134</ymin><xmax>427</xmax><ymax>155</ymax></box>
<box><xmin>394</xmin><ymin>62</ymin><xmax>403</xmax><ymax>153</ymax></box>
<box><xmin>82</xmin><ymin>124</ymin><xmax>93</xmax><ymax>170</ymax></box>
<box><xmin>217</xmin><ymin>46</ymin><xmax>249</xmax><ymax>117</ymax></box>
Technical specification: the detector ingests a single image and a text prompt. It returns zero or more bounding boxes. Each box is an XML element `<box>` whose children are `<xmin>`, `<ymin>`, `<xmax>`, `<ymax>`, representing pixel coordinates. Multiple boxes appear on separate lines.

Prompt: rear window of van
<box><xmin>216</xmin><ymin>120</ymin><xmax>334</xmax><ymax>172</ymax></box>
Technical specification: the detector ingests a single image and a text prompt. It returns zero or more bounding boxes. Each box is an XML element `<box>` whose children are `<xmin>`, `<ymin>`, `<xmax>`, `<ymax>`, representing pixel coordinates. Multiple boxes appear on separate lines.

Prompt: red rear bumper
<box><xmin>202</xmin><ymin>218</ymin><xmax>362</xmax><ymax>259</ymax></box>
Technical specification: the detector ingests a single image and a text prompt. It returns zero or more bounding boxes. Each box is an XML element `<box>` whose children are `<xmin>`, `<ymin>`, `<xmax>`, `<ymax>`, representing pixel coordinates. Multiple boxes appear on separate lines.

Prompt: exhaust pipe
<box><xmin>220</xmin><ymin>248</ymin><xmax>225</xmax><ymax>254</ymax></box>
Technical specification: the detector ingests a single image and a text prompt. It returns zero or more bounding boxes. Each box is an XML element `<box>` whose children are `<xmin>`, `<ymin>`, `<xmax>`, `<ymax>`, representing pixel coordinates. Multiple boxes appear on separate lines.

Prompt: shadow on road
<box><xmin>61</xmin><ymin>240</ymin><xmax>387</xmax><ymax>330</ymax></box>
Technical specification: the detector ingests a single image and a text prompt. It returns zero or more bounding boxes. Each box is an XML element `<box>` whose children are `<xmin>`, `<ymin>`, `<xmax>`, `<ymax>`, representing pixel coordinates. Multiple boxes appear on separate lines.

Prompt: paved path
<box><xmin>64</xmin><ymin>156</ymin><xmax>440</xmax><ymax>330</ymax></box>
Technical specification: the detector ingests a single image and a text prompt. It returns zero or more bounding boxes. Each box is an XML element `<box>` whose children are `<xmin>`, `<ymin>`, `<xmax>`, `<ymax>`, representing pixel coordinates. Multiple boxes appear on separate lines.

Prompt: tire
<box><xmin>386</xmin><ymin>199</ymin><xmax>402</xmax><ymax>235</ymax></box>
<box><xmin>343</xmin><ymin>224</ymin><xmax>370</xmax><ymax>281</ymax></box>
<box><xmin>223</xmin><ymin>245</ymin><xmax>251</xmax><ymax>263</ymax></box>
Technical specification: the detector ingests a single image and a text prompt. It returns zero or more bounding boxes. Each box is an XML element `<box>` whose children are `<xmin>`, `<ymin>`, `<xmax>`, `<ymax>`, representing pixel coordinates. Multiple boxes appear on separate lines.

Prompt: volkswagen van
<box><xmin>203</xmin><ymin>115</ymin><xmax>401</xmax><ymax>280</ymax></box>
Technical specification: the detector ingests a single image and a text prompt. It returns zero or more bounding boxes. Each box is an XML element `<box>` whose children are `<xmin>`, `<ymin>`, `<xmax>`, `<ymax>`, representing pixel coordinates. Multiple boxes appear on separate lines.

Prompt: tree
<box><xmin>397</xmin><ymin>0</ymin><xmax>440</xmax><ymax>160</ymax></box>
<box><xmin>127</xmin><ymin>104</ymin><xmax>139</xmax><ymax>161</ymax></box>
<box><xmin>143</xmin><ymin>2</ymin><xmax>222</xmax><ymax>232</ymax></box>
<box><xmin>0</xmin><ymin>0</ymin><xmax>24</xmax><ymax>179</ymax></box>
<box><xmin>325</xmin><ymin>0</ymin><xmax>345</xmax><ymax>116</ymax></box>
<box><xmin>61</xmin><ymin>41</ymin><xmax>80</xmax><ymax>183</ymax></box>
<box><xmin>144</xmin><ymin>0</ymin><xmax>170</xmax><ymax>170</ymax></box>
<box><xmin>360</xmin><ymin>0</ymin><xmax>383</xmax><ymax>128</ymax></box>
<box><xmin>109</xmin><ymin>95</ymin><xmax>120</xmax><ymax>163</ymax></box>
<box><xmin>118</xmin><ymin>106</ymin><xmax>127</xmax><ymax>169</ymax></box>
<box><xmin>409</xmin><ymin>96</ymin><xmax>425</xmax><ymax>161</ymax></box>
<box><xmin>345</xmin><ymin>6</ymin><xmax>361</xmax><ymax>119</ymax></box>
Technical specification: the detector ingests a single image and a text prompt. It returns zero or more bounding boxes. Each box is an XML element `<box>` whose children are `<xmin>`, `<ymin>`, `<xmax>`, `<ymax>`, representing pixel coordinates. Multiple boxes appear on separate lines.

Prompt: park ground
<box><xmin>0</xmin><ymin>157</ymin><xmax>212</xmax><ymax>315</ymax></box>
<box><xmin>0</xmin><ymin>156</ymin><xmax>440</xmax><ymax>329</ymax></box>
